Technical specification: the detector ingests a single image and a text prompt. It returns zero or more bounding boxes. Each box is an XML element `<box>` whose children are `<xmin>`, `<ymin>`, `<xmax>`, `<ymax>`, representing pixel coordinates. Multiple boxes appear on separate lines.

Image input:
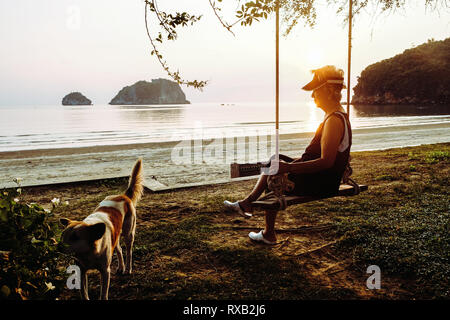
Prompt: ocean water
<box><xmin>0</xmin><ymin>102</ymin><xmax>449</xmax><ymax>152</ymax></box>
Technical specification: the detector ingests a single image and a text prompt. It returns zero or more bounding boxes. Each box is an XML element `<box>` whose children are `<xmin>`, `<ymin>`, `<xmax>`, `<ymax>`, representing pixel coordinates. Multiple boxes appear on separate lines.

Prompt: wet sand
<box><xmin>1</xmin><ymin>122</ymin><xmax>449</xmax><ymax>190</ymax></box>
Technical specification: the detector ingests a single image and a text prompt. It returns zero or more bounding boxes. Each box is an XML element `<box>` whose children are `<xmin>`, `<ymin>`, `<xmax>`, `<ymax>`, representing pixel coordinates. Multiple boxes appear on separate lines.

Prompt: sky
<box><xmin>0</xmin><ymin>0</ymin><xmax>449</xmax><ymax>105</ymax></box>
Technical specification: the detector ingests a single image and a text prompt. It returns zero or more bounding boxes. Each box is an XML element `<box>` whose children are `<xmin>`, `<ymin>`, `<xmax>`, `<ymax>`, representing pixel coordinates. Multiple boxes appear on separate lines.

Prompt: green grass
<box><xmin>333</xmin><ymin>144</ymin><xmax>450</xmax><ymax>298</ymax></box>
<box><xmin>425</xmin><ymin>151</ymin><xmax>450</xmax><ymax>163</ymax></box>
<box><xmin>134</xmin><ymin>214</ymin><xmax>214</xmax><ymax>258</ymax></box>
<box><xmin>100</xmin><ymin>143</ymin><xmax>450</xmax><ymax>299</ymax></box>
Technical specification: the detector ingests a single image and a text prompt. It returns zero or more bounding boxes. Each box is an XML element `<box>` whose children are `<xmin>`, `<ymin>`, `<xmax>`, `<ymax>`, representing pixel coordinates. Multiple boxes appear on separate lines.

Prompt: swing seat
<box><xmin>250</xmin><ymin>183</ymin><xmax>368</xmax><ymax>211</ymax></box>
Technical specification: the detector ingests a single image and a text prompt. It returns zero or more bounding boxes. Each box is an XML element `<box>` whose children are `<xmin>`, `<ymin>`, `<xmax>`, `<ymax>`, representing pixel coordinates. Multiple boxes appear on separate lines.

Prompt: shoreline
<box><xmin>1</xmin><ymin>122</ymin><xmax>449</xmax><ymax>189</ymax></box>
<box><xmin>1</xmin><ymin>121</ymin><xmax>449</xmax><ymax>160</ymax></box>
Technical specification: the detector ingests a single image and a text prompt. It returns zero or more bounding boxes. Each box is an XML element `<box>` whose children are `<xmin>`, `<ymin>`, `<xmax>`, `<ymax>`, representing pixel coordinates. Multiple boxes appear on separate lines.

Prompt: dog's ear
<box><xmin>88</xmin><ymin>223</ymin><xmax>106</xmax><ymax>241</ymax></box>
<box><xmin>60</xmin><ymin>218</ymin><xmax>71</xmax><ymax>227</ymax></box>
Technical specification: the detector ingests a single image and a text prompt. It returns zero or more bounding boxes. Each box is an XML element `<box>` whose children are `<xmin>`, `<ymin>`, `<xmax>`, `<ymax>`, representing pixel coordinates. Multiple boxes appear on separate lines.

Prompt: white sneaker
<box><xmin>223</xmin><ymin>200</ymin><xmax>252</xmax><ymax>218</ymax></box>
<box><xmin>248</xmin><ymin>230</ymin><xmax>277</xmax><ymax>245</ymax></box>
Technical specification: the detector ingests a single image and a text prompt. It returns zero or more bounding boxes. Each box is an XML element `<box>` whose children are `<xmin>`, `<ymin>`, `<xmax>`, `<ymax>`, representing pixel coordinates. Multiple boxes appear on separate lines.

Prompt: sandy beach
<box><xmin>1</xmin><ymin>121</ymin><xmax>449</xmax><ymax>190</ymax></box>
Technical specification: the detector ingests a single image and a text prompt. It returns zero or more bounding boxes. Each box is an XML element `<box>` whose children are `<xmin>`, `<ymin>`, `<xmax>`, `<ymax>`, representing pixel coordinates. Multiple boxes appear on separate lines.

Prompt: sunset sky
<box><xmin>0</xmin><ymin>0</ymin><xmax>449</xmax><ymax>105</ymax></box>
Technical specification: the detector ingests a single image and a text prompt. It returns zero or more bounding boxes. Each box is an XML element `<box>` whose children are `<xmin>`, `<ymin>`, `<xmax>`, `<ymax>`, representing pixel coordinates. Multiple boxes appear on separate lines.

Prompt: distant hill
<box><xmin>352</xmin><ymin>38</ymin><xmax>450</xmax><ymax>105</ymax></box>
<box><xmin>110</xmin><ymin>79</ymin><xmax>190</xmax><ymax>105</ymax></box>
<box><xmin>62</xmin><ymin>92</ymin><xmax>92</xmax><ymax>106</ymax></box>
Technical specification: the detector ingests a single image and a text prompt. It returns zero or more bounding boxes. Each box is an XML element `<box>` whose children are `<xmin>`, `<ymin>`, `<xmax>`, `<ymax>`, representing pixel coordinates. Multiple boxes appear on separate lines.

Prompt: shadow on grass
<box><xmin>129</xmin><ymin>214</ymin><xmax>355</xmax><ymax>300</ymax></box>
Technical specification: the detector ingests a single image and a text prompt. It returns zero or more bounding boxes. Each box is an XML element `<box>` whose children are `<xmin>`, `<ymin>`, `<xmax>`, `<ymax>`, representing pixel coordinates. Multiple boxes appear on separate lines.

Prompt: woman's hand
<box><xmin>269</xmin><ymin>159</ymin><xmax>290</xmax><ymax>175</ymax></box>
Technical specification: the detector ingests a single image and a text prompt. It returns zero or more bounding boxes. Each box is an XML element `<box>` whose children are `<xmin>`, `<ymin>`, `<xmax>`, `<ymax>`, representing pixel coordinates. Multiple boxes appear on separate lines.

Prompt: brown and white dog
<box><xmin>60</xmin><ymin>158</ymin><xmax>144</xmax><ymax>300</ymax></box>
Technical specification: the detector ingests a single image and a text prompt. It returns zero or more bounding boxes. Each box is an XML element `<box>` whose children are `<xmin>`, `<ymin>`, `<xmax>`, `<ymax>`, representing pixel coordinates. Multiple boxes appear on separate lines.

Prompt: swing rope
<box><xmin>264</xmin><ymin>0</ymin><xmax>292</xmax><ymax>209</ymax></box>
<box><xmin>275</xmin><ymin>0</ymin><xmax>280</xmax><ymax>163</ymax></box>
<box><xmin>342</xmin><ymin>0</ymin><xmax>361</xmax><ymax>195</ymax></box>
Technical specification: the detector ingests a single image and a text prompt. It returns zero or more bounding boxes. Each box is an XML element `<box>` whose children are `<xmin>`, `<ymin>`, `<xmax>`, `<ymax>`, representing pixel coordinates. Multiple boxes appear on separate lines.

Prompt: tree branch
<box><xmin>144</xmin><ymin>0</ymin><xmax>207</xmax><ymax>89</ymax></box>
<box><xmin>208</xmin><ymin>0</ymin><xmax>236</xmax><ymax>36</ymax></box>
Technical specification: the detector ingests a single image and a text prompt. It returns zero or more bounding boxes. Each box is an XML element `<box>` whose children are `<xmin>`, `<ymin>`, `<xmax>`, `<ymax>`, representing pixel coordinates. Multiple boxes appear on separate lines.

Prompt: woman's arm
<box><xmin>275</xmin><ymin>115</ymin><xmax>344</xmax><ymax>174</ymax></box>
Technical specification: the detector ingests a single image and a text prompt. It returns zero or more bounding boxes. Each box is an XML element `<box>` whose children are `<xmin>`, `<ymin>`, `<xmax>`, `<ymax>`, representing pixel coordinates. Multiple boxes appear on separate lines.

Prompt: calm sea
<box><xmin>0</xmin><ymin>102</ymin><xmax>449</xmax><ymax>152</ymax></box>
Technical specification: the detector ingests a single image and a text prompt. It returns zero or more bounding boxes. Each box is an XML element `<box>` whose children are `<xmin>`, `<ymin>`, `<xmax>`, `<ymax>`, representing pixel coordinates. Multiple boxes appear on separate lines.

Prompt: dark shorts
<box><xmin>268</xmin><ymin>154</ymin><xmax>341</xmax><ymax>197</ymax></box>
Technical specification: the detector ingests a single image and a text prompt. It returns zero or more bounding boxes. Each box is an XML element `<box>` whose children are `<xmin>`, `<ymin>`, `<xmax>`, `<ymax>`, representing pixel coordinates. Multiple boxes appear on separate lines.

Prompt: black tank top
<box><xmin>288</xmin><ymin>111</ymin><xmax>352</xmax><ymax>196</ymax></box>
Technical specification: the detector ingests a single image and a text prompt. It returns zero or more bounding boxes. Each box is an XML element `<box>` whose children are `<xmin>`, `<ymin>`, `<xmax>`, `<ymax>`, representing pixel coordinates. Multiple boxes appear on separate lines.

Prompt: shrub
<box><xmin>0</xmin><ymin>186</ymin><xmax>64</xmax><ymax>300</ymax></box>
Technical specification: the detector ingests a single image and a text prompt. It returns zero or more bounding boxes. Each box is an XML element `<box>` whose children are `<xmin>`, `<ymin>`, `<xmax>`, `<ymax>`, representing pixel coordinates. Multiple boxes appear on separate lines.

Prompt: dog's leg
<box><xmin>100</xmin><ymin>267</ymin><xmax>111</xmax><ymax>300</ymax></box>
<box><xmin>115</xmin><ymin>239</ymin><xmax>125</xmax><ymax>274</ymax></box>
<box><xmin>124</xmin><ymin>219</ymin><xmax>136</xmax><ymax>274</ymax></box>
<box><xmin>125</xmin><ymin>231</ymin><xmax>135</xmax><ymax>274</ymax></box>
<box><xmin>123</xmin><ymin>210</ymin><xmax>136</xmax><ymax>275</ymax></box>
<box><xmin>80</xmin><ymin>267</ymin><xmax>89</xmax><ymax>300</ymax></box>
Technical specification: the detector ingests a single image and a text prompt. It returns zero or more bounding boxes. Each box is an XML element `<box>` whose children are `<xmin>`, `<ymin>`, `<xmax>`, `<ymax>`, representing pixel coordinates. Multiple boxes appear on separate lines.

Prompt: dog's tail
<box><xmin>125</xmin><ymin>158</ymin><xmax>144</xmax><ymax>206</ymax></box>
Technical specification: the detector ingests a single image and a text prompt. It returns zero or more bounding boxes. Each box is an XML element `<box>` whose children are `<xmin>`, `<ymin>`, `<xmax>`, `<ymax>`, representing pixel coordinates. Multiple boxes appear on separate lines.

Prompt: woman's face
<box><xmin>311</xmin><ymin>85</ymin><xmax>328</xmax><ymax>108</ymax></box>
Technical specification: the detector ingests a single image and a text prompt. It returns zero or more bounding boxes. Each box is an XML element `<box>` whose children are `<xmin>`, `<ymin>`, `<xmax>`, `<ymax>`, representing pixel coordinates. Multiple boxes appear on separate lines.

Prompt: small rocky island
<box><xmin>62</xmin><ymin>92</ymin><xmax>92</xmax><ymax>106</ymax></box>
<box><xmin>110</xmin><ymin>78</ymin><xmax>190</xmax><ymax>105</ymax></box>
<box><xmin>352</xmin><ymin>38</ymin><xmax>450</xmax><ymax>105</ymax></box>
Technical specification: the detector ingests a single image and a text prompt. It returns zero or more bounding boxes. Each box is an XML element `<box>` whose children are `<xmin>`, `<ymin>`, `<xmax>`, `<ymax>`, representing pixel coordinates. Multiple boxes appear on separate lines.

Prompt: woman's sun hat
<box><xmin>302</xmin><ymin>65</ymin><xmax>346</xmax><ymax>91</ymax></box>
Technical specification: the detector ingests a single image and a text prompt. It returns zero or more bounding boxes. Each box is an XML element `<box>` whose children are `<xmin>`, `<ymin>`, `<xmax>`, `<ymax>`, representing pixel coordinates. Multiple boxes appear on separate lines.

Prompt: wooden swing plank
<box><xmin>251</xmin><ymin>184</ymin><xmax>368</xmax><ymax>210</ymax></box>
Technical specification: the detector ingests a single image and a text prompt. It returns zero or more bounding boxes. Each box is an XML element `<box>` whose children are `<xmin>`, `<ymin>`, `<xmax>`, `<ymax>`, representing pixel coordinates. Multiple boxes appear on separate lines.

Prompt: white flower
<box><xmin>13</xmin><ymin>198</ymin><xmax>19</xmax><ymax>202</ymax></box>
<box><xmin>44</xmin><ymin>209</ymin><xmax>51</xmax><ymax>213</ymax></box>
<box><xmin>51</xmin><ymin>198</ymin><xmax>60</xmax><ymax>206</ymax></box>
<box><xmin>27</xmin><ymin>202</ymin><xmax>36</xmax><ymax>208</ymax></box>
<box><xmin>64</xmin><ymin>200</ymin><xmax>69</xmax><ymax>205</ymax></box>
<box><xmin>45</xmin><ymin>282</ymin><xmax>55</xmax><ymax>291</ymax></box>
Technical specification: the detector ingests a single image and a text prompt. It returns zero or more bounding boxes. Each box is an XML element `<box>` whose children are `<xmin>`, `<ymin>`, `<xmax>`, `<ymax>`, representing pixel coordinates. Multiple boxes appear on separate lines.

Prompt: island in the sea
<box><xmin>109</xmin><ymin>78</ymin><xmax>190</xmax><ymax>105</ymax></box>
<box><xmin>352</xmin><ymin>38</ymin><xmax>450</xmax><ymax>105</ymax></box>
<box><xmin>62</xmin><ymin>92</ymin><xmax>92</xmax><ymax>106</ymax></box>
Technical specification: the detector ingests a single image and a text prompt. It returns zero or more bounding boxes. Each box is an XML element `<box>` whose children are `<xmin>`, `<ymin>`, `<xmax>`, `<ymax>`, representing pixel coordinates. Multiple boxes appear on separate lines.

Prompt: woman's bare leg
<box><xmin>238</xmin><ymin>154</ymin><xmax>295</xmax><ymax>211</ymax></box>
<box><xmin>237</xmin><ymin>154</ymin><xmax>295</xmax><ymax>242</ymax></box>
<box><xmin>239</xmin><ymin>174</ymin><xmax>268</xmax><ymax>212</ymax></box>
<box><xmin>263</xmin><ymin>210</ymin><xmax>278</xmax><ymax>242</ymax></box>
<box><xmin>238</xmin><ymin>154</ymin><xmax>295</xmax><ymax>212</ymax></box>
<box><xmin>240</xmin><ymin>175</ymin><xmax>278</xmax><ymax>242</ymax></box>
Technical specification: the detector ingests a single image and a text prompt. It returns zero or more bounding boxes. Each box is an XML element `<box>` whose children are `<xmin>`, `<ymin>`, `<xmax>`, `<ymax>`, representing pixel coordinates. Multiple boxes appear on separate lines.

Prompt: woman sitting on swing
<box><xmin>224</xmin><ymin>65</ymin><xmax>352</xmax><ymax>245</ymax></box>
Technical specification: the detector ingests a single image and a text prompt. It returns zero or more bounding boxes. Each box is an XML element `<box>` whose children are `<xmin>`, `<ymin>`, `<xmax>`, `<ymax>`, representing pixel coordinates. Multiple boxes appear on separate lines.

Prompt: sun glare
<box><xmin>306</xmin><ymin>47</ymin><xmax>323</xmax><ymax>69</ymax></box>
<box><xmin>307</xmin><ymin>101</ymin><xmax>316</xmax><ymax>109</ymax></box>
<box><xmin>305</xmin><ymin>101</ymin><xmax>320</xmax><ymax>132</ymax></box>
